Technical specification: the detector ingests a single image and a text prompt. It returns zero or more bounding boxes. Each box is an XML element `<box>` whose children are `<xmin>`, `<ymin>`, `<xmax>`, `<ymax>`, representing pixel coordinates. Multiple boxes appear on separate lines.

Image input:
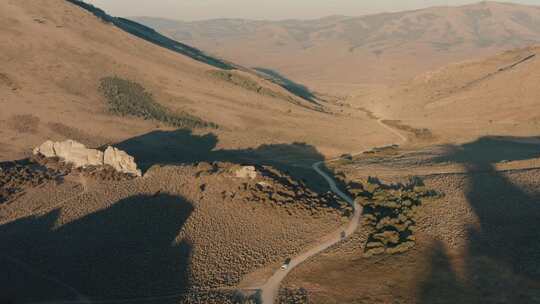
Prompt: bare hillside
<box><xmin>0</xmin><ymin>0</ymin><xmax>390</xmax><ymax>162</ymax></box>
<box><xmin>351</xmin><ymin>46</ymin><xmax>540</xmax><ymax>145</ymax></box>
<box><xmin>135</xmin><ymin>1</ymin><xmax>540</xmax><ymax>94</ymax></box>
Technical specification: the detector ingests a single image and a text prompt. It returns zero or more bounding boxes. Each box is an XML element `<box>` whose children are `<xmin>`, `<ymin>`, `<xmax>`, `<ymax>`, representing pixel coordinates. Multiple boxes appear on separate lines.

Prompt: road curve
<box><xmin>259</xmin><ymin>161</ymin><xmax>360</xmax><ymax>304</ymax></box>
<box><xmin>257</xmin><ymin>118</ymin><xmax>408</xmax><ymax>304</ymax></box>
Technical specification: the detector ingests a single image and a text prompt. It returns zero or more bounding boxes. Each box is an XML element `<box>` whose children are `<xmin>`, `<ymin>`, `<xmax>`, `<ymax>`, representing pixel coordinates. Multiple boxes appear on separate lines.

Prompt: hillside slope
<box><xmin>352</xmin><ymin>46</ymin><xmax>540</xmax><ymax>144</ymax></box>
<box><xmin>136</xmin><ymin>1</ymin><xmax>540</xmax><ymax>93</ymax></box>
<box><xmin>0</xmin><ymin>0</ymin><xmax>389</xmax><ymax>161</ymax></box>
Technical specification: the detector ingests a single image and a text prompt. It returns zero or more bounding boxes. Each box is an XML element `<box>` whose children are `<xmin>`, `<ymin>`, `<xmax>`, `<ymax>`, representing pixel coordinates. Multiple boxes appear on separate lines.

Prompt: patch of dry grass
<box><xmin>382</xmin><ymin>120</ymin><xmax>434</xmax><ymax>141</ymax></box>
<box><xmin>7</xmin><ymin>114</ymin><xmax>40</xmax><ymax>134</ymax></box>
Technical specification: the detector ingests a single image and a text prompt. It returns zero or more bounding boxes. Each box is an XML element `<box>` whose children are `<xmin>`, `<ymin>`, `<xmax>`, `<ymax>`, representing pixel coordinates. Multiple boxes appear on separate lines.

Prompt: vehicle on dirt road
<box><xmin>281</xmin><ymin>258</ymin><xmax>292</xmax><ymax>270</ymax></box>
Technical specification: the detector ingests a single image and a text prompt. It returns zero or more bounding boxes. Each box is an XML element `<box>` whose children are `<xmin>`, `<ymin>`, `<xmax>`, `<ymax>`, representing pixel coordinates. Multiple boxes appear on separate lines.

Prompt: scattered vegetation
<box><xmin>208</xmin><ymin>70</ymin><xmax>290</xmax><ymax>100</ymax></box>
<box><xmin>0</xmin><ymin>155</ymin><xmax>136</xmax><ymax>205</ymax></box>
<box><xmin>278</xmin><ymin>288</ymin><xmax>309</xmax><ymax>304</ymax></box>
<box><xmin>382</xmin><ymin>120</ymin><xmax>434</xmax><ymax>140</ymax></box>
<box><xmin>181</xmin><ymin>290</ymin><xmax>240</xmax><ymax>304</ymax></box>
<box><xmin>0</xmin><ymin>159</ymin><xmax>65</xmax><ymax>204</ymax></box>
<box><xmin>242</xmin><ymin>165</ymin><xmax>352</xmax><ymax>217</ymax></box>
<box><xmin>229</xmin><ymin>290</ymin><xmax>261</xmax><ymax>304</ymax></box>
<box><xmin>207</xmin><ymin>70</ymin><xmax>328</xmax><ymax>114</ymax></box>
<box><xmin>349</xmin><ymin>176</ymin><xmax>442</xmax><ymax>256</ymax></box>
<box><xmin>362</xmin><ymin>144</ymin><xmax>400</xmax><ymax>156</ymax></box>
<box><xmin>99</xmin><ymin>76</ymin><xmax>217</xmax><ymax>129</ymax></box>
<box><xmin>179</xmin><ymin>162</ymin><xmax>347</xmax><ymax>290</ymax></box>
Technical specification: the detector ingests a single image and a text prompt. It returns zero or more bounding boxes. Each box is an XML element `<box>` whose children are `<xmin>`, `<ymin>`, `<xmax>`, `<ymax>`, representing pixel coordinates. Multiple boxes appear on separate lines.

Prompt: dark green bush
<box><xmin>353</xmin><ymin>177</ymin><xmax>442</xmax><ymax>257</ymax></box>
<box><xmin>99</xmin><ymin>76</ymin><xmax>217</xmax><ymax>129</ymax></box>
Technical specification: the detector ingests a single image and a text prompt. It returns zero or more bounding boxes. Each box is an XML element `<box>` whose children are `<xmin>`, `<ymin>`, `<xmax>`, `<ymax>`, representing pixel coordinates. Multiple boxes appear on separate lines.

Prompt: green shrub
<box><xmin>99</xmin><ymin>76</ymin><xmax>217</xmax><ymax>129</ymax></box>
<box><xmin>355</xmin><ymin>177</ymin><xmax>441</xmax><ymax>256</ymax></box>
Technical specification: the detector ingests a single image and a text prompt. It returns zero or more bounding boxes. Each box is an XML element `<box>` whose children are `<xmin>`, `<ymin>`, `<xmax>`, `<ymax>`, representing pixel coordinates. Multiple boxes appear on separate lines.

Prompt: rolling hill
<box><xmin>350</xmin><ymin>45</ymin><xmax>540</xmax><ymax>145</ymax></box>
<box><xmin>2</xmin><ymin>1</ymin><xmax>540</xmax><ymax>303</ymax></box>
<box><xmin>0</xmin><ymin>1</ymin><xmax>360</xmax><ymax>302</ymax></box>
<box><xmin>135</xmin><ymin>1</ymin><xmax>540</xmax><ymax>94</ymax></box>
<box><xmin>0</xmin><ymin>0</ymin><xmax>390</xmax><ymax>162</ymax></box>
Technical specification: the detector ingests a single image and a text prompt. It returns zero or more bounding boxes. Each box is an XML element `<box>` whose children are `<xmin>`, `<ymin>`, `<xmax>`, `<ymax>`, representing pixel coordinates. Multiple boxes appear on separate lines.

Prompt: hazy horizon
<box><xmin>85</xmin><ymin>0</ymin><xmax>540</xmax><ymax>21</ymax></box>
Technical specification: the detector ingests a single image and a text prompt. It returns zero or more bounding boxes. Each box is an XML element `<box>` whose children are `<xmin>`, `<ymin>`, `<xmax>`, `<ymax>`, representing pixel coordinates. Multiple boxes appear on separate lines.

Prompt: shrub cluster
<box><xmin>235</xmin><ymin>165</ymin><xmax>352</xmax><ymax>217</ymax></box>
<box><xmin>278</xmin><ymin>288</ymin><xmax>309</xmax><ymax>304</ymax></box>
<box><xmin>382</xmin><ymin>120</ymin><xmax>434</xmax><ymax>140</ymax></box>
<box><xmin>208</xmin><ymin>70</ymin><xmax>292</xmax><ymax>101</ymax></box>
<box><xmin>99</xmin><ymin>76</ymin><xmax>217</xmax><ymax>129</ymax></box>
<box><xmin>0</xmin><ymin>159</ymin><xmax>65</xmax><ymax>204</ymax></box>
<box><xmin>350</xmin><ymin>177</ymin><xmax>441</xmax><ymax>256</ymax></box>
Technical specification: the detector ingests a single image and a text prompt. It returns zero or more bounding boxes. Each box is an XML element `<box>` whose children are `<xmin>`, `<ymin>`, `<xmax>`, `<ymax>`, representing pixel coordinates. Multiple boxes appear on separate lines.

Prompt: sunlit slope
<box><xmin>0</xmin><ymin>0</ymin><xmax>387</xmax><ymax>160</ymax></box>
<box><xmin>354</xmin><ymin>46</ymin><xmax>540</xmax><ymax>144</ymax></box>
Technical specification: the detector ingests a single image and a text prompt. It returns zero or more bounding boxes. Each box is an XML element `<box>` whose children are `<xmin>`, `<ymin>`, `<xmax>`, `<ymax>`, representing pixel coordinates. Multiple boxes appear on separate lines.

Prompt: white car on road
<box><xmin>280</xmin><ymin>258</ymin><xmax>292</xmax><ymax>270</ymax></box>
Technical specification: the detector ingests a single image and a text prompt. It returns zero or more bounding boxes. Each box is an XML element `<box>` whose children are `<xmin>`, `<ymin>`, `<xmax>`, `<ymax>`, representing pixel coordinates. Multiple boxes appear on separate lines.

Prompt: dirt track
<box><xmin>254</xmin><ymin>118</ymin><xmax>409</xmax><ymax>304</ymax></box>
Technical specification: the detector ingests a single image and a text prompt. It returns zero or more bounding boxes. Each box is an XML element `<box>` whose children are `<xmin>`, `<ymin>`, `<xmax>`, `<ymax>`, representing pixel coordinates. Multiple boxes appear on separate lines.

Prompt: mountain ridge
<box><xmin>134</xmin><ymin>1</ymin><xmax>540</xmax><ymax>93</ymax></box>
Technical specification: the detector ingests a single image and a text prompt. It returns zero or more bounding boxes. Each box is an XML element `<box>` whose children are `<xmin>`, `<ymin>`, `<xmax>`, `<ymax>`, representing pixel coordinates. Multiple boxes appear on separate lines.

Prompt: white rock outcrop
<box><xmin>104</xmin><ymin>146</ymin><xmax>141</xmax><ymax>176</ymax></box>
<box><xmin>33</xmin><ymin>140</ymin><xmax>55</xmax><ymax>158</ymax></box>
<box><xmin>234</xmin><ymin>166</ymin><xmax>257</xmax><ymax>179</ymax></box>
<box><xmin>33</xmin><ymin>140</ymin><xmax>141</xmax><ymax>177</ymax></box>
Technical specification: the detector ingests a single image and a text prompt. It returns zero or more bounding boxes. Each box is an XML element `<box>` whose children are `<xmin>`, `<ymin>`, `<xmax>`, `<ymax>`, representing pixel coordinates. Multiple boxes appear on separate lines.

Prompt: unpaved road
<box><xmin>257</xmin><ymin>118</ymin><xmax>408</xmax><ymax>303</ymax></box>
<box><xmin>258</xmin><ymin>161</ymin><xmax>360</xmax><ymax>304</ymax></box>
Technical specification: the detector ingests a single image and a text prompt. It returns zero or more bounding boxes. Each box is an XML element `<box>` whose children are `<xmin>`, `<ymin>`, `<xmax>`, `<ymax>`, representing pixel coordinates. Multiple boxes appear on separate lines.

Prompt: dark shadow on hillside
<box><xmin>419</xmin><ymin>136</ymin><xmax>540</xmax><ymax>303</ymax></box>
<box><xmin>419</xmin><ymin>241</ymin><xmax>470</xmax><ymax>304</ymax></box>
<box><xmin>65</xmin><ymin>0</ymin><xmax>233</xmax><ymax>70</ymax></box>
<box><xmin>434</xmin><ymin>136</ymin><xmax>540</xmax><ymax>166</ymax></box>
<box><xmin>253</xmin><ymin>67</ymin><xmax>319</xmax><ymax>103</ymax></box>
<box><xmin>114</xmin><ymin>129</ymin><xmax>330</xmax><ymax>192</ymax></box>
<box><xmin>0</xmin><ymin>194</ymin><xmax>193</xmax><ymax>303</ymax></box>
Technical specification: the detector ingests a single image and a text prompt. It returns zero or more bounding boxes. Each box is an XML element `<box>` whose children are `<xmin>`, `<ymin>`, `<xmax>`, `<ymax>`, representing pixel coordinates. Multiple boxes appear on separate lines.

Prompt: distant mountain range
<box><xmin>134</xmin><ymin>1</ymin><xmax>540</xmax><ymax>93</ymax></box>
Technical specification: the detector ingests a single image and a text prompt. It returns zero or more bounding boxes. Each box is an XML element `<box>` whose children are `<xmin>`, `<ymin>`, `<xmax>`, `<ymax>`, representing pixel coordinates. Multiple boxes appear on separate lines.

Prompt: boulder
<box><xmin>33</xmin><ymin>140</ymin><xmax>55</xmax><ymax>158</ymax></box>
<box><xmin>235</xmin><ymin>166</ymin><xmax>257</xmax><ymax>179</ymax></box>
<box><xmin>52</xmin><ymin>140</ymin><xmax>104</xmax><ymax>168</ymax></box>
<box><xmin>104</xmin><ymin>146</ymin><xmax>142</xmax><ymax>177</ymax></box>
<box><xmin>34</xmin><ymin>140</ymin><xmax>103</xmax><ymax>168</ymax></box>
<box><xmin>33</xmin><ymin>140</ymin><xmax>141</xmax><ymax>177</ymax></box>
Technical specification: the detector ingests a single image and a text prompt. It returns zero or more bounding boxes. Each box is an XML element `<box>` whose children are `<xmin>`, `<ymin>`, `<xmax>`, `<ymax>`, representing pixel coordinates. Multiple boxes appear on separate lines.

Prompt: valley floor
<box><xmin>282</xmin><ymin>138</ymin><xmax>540</xmax><ymax>303</ymax></box>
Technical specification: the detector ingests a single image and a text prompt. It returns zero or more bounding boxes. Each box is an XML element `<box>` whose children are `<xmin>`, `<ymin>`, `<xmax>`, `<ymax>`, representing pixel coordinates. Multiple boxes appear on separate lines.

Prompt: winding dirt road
<box><xmin>256</xmin><ymin>118</ymin><xmax>408</xmax><ymax>303</ymax></box>
<box><xmin>258</xmin><ymin>161</ymin><xmax>360</xmax><ymax>303</ymax></box>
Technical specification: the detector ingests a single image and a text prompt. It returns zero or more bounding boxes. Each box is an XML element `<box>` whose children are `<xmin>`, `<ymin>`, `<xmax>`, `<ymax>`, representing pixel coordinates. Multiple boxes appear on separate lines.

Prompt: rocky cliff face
<box><xmin>33</xmin><ymin>140</ymin><xmax>142</xmax><ymax>176</ymax></box>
